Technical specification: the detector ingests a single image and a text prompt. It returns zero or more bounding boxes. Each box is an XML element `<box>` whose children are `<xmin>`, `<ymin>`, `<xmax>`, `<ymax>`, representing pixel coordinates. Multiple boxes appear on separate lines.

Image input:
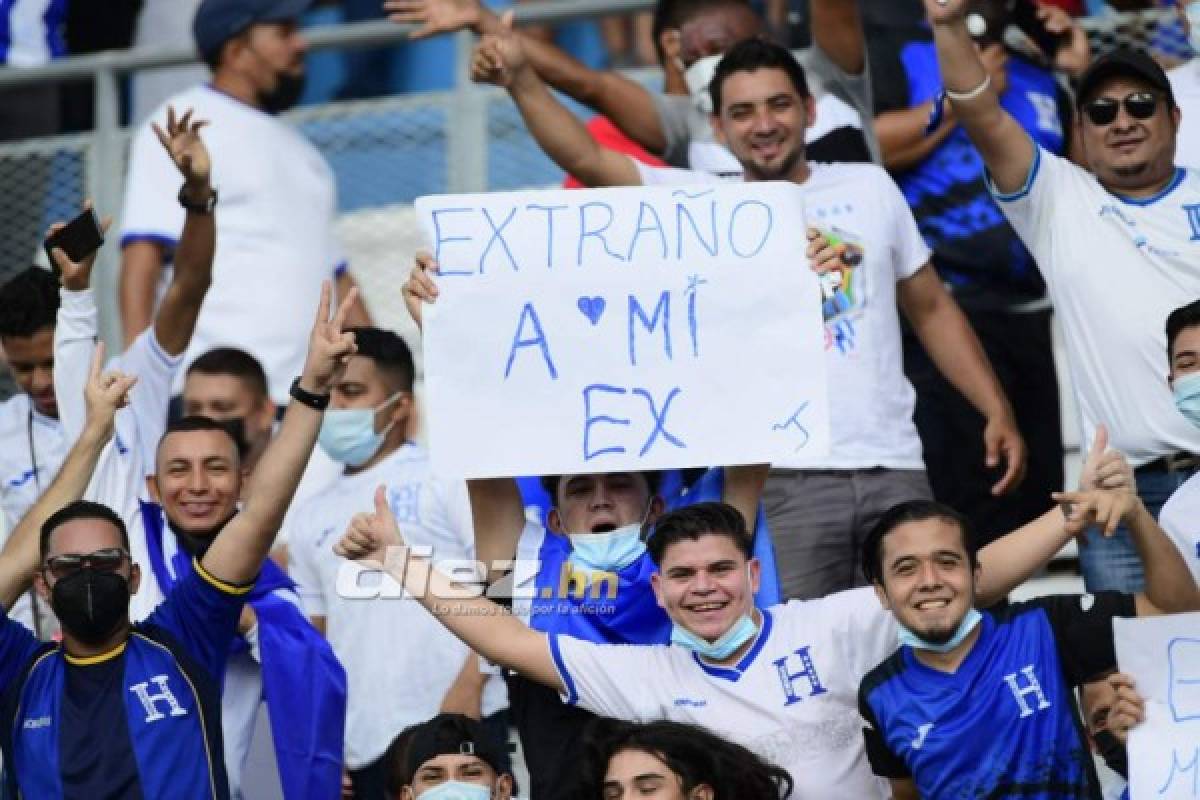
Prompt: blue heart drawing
<box><xmin>577</xmin><ymin>296</ymin><xmax>606</xmax><ymax>325</ymax></box>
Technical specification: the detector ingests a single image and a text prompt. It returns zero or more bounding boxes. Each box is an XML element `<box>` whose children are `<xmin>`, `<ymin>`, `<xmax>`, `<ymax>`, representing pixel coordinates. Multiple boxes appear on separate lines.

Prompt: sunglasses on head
<box><xmin>42</xmin><ymin>548</ymin><xmax>130</xmax><ymax>581</ymax></box>
<box><xmin>1083</xmin><ymin>91</ymin><xmax>1160</xmax><ymax>126</ymax></box>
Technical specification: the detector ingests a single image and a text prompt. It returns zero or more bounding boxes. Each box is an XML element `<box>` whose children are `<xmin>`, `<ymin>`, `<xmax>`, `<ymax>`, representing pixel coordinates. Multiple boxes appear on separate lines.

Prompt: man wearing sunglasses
<box><xmin>922</xmin><ymin>0</ymin><xmax>1200</xmax><ymax>596</ymax></box>
<box><xmin>0</xmin><ymin>284</ymin><xmax>355</xmax><ymax>799</ymax></box>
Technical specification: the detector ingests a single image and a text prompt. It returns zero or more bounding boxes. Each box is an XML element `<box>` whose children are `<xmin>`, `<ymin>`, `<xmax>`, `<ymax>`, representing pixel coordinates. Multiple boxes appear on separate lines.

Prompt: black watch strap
<box><xmin>178</xmin><ymin>184</ymin><xmax>218</xmax><ymax>214</ymax></box>
<box><xmin>289</xmin><ymin>377</ymin><xmax>330</xmax><ymax>411</ymax></box>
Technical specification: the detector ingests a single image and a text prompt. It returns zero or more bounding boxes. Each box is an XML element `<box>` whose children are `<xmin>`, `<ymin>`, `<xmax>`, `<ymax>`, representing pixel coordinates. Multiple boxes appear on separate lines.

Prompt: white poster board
<box><xmin>1114</xmin><ymin>613</ymin><xmax>1200</xmax><ymax>799</ymax></box>
<box><xmin>415</xmin><ymin>182</ymin><xmax>829</xmax><ymax>479</ymax></box>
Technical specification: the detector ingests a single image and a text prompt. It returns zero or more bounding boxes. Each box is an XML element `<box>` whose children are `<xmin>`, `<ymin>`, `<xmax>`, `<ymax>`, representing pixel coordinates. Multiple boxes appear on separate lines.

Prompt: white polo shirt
<box><xmin>0</xmin><ymin>393</ymin><xmax>64</xmax><ymax>635</ymax></box>
<box><xmin>1169</xmin><ymin>60</ymin><xmax>1200</xmax><ymax>170</ymax></box>
<box><xmin>550</xmin><ymin>587</ymin><xmax>897</xmax><ymax>799</ymax></box>
<box><xmin>287</xmin><ymin>444</ymin><xmax>508</xmax><ymax>769</ymax></box>
<box><xmin>1159</xmin><ymin>470</ymin><xmax>1200</xmax><ymax>584</ymax></box>
<box><xmin>990</xmin><ymin>146</ymin><xmax>1200</xmax><ymax>465</ymax></box>
<box><xmin>120</xmin><ymin>84</ymin><xmax>347</xmax><ymax>404</ymax></box>
<box><xmin>635</xmin><ymin>160</ymin><xmax>930</xmax><ymax>470</ymax></box>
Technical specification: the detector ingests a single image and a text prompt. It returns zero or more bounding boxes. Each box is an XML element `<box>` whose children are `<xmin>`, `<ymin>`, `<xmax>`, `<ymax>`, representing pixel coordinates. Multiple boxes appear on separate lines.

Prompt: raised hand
<box><xmin>83</xmin><ymin>342</ymin><xmax>137</xmax><ymax>439</ymax></box>
<box><xmin>152</xmin><ymin>106</ymin><xmax>212</xmax><ymax>189</ymax></box>
<box><xmin>1104</xmin><ymin>672</ymin><xmax>1145</xmax><ymax>744</ymax></box>
<box><xmin>1052</xmin><ymin>486</ymin><xmax>1138</xmax><ymax>539</ymax></box>
<box><xmin>1038</xmin><ymin>2</ymin><xmax>1090</xmax><ymax>78</ymax></box>
<box><xmin>334</xmin><ymin>485</ymin><xmax>406</xmax><ymax>566</ymax></box>
<box><xmin>383</xmin><ymin>0</ymin><xmax>483</xmax><ymax>39</ymax></box>
<box><xmin>403</xmin><ymin>250</ymin><xmax>440</xmax><ymax>330</ymax></box>
<box><xmin>47</xmin><ymin>203</ymin><xmax>113</xmax><ymax>291</ymax></box>
<box><xmin>1078</xmin><ymin>425</ymin><xmax>1134</xmax><ymax>492</ymax></box>
<box><xmin>471</xmin><ymin>11</ymin><xmax>527</xmax><ymax>88</ymax></box>
<box><xmin>921</xmin><ymin>0</ymin><xmax>968</xmax><ymax>25</ymax></box>
<box><xmin>300</xmin><ymin>281</ymin><xmax>359</xmax><ymax>395</ymax></box>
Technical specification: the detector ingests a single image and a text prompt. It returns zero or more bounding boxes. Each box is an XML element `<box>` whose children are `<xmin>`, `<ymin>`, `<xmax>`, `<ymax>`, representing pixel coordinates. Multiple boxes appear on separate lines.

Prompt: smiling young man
<box><xmin>920</xmin><ymin>0</ymin><xmax>1200</xmax><ymax>595</ymax></box>
<box><xmin>336</xmin><ymin>464</ymin><xmax>1137</xmax><ymax>799</ymax></box>
<box><xmin>470</xmin><ymin>29</ymin><xmax>1025</xmax><ymax>602</ymax></box>
<box><xmin>857</xmin><ymin>493</ymin><xmax>1200</xmax><ymax>800</ymax></box>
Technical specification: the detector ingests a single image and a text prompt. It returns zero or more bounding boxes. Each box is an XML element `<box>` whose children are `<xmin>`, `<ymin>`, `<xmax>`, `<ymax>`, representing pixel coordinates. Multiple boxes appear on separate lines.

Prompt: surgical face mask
<box><xmin>318</xmin><ymin>391</ymin><xmax>405</xmax><ymax>467</ymax></box>
<box><xmin>567</xmin><ymin>523</ymin><xmax>646</xmax><ymax>572</ymax></box>
<box><xmin>897</xmin><ymin>607</ymin><xmax>983</xmax><ymax>654</ymax></box>
<box><xmin>1173</xmin><ymin>371</ymin><xmax>1200</xmax><ymax>429</ymax></box>
<box><xmin>416</xmin><ymin>781</ymin><xmax>492</xmax><ymax>800</ymax></box>
<box><xmin>684</xmin><ymin>54</ymin><xmax>722</xmax><ymax>114</ymax></box>
<box><xmin>51</xmin><ymin>569</ymin><xmax>130</xmax><ymax>646</ymax></box>
<box><xmin>671</xmin><ymin>612</ymin><xmax>759</xmax><ymax>661</ymax></box>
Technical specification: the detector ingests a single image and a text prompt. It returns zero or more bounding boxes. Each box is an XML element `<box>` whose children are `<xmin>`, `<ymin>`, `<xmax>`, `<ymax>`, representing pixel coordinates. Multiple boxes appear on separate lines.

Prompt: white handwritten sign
<box><xmin>1115</xmin><ymin>613</ymin><xmax>1200</xmax><ymax>799</ymax></box>
<box><xmin>415</xmin><ymin>182</ymin><xmax>829</xmax><ymax>479</ymax></box>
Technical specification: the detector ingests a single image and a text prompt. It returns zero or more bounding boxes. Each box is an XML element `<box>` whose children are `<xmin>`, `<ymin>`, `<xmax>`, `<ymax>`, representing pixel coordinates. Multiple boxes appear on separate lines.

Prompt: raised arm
<box><xmin>201</xmin><ymin>283</ymin><xmax>358</xmax><ymax>586</ymax></box>
<box><xmin>149</xmin><ymin>107</ymin><xmax>216</xmax><ymax>357</ymax></box>
<box><xmin>0</xmin><ymin>346</ymin><xmax>134</xmax><ymax>608</ymax></box>
<box><xmin>336</xmin><ymin>486</ymin><xmax>564</xmax><ymax>693</ymax></box>
<box><xmin>474</xmin><ymin>12</ymin><xmax>643</xmax><ymax>188</ymax></box>
<box><xmin>385</xmin><ymin>0</ymin><xmax>667</xmax><ymax>153</ymax></box>
<box><xmin>1126</xmin><ymin>498</ymin><xmax>1200</xmax><ymax>615</ymax></box>
<box><xmin>920</xmin><ymin>0</ymin><xmax>1035</xmax><ymax>193</ymax></box>
<box><xmin>897</xmin><ymin>264</ymin><xmax>1026</xmax><ymax>496</ymax></box>
<box><xmin>723</xmin><ymin>465</ymin><xmax>768</xmax><ymax>534</ymax></box>
<box><xmin>810</xmin><ymin>0</ymin><xmax>865</xmax><ymax>75</ymax></box>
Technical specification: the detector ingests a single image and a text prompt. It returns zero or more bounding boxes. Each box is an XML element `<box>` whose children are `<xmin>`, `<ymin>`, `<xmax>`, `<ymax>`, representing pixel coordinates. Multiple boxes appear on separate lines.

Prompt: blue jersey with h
<box><xmin>0</xmin><ymin>560</ymin><xmax>247</xmax><ymax>799</ymax></box>
<box><xmin>859</xmin><ymin>593</ymin><xmax>1136</xmax><ymax>799</ymax></box>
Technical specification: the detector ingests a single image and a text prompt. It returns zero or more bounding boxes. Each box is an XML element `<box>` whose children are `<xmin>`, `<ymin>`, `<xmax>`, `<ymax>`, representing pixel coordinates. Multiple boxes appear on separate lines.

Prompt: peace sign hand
<box><xmin>299</xmin><ymin>280</ymin><xmax>359</xmax><ymax>395</ymax></box>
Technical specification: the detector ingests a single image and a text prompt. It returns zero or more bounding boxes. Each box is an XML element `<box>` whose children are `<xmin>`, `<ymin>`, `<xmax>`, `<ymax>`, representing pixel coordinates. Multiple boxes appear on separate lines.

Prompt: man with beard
<box><xmin>920</xmin><ymin>0</ymin><xmax>1200</xmax><ymax>595</ymax></box>
<box><xmin>0</xmin><ymin>283</ymin><xmax>356</xmax><ymax>799</ymax></box>
<box><xmin>471</xmin><ymin>28</ymin><xmax>1026</xmax><ymax>600</ymax></box>
<box><xmin>857</xmin><ymin>497</ymin><xmax>1199</xmax><ymax>799</ymax></box>
<box><xmin>118</xmin><ymin>0</ymin><xmax>371</xmax><ymax>405</ymax></box>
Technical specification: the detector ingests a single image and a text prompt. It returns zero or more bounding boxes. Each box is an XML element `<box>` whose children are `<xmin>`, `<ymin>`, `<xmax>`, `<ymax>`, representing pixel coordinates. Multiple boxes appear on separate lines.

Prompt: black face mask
<box><xmin>1093</xmin><ymin>730</ymin><xmax>1129</xmax><ymax>779</ymax></box>
<box><xmin>257</xmin><ymin>71</ymin><xmax>306</xmax><ymax>114</ymax></box>
<box><xmin>51</xmin><ymin>570</ymin><xmax>130</xmax><ymax>646</ymax></box>
<box><xmin>166</xmin><ymin>510</ymin><xmax>238</xmax><ymax>558</ymax></box>
<box><xmin>219</xmin><ymin>416</ymin><xmax>250</xmax><ymax>462</ymax></box>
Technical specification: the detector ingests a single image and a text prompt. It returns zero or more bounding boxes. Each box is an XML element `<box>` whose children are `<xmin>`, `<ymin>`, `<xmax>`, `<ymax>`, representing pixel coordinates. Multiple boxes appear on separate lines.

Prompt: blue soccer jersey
<box><xmin>0</xmin><ymin>559</ymin><xmax>249</xmax><ymax>799</ymax></box>
<box><xmin>859</xmin><ymin>593</ymin><xmax>1136</xmax><ymax>799</ymax></box>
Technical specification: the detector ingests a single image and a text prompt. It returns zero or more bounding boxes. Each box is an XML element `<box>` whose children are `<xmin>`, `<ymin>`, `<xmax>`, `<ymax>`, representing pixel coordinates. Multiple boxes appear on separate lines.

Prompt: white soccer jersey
<box><xmin>1170</xmin><ymin>61</ymin><xmax>1200</xmax><ymax>170</ymax></box>
<box><xmin>286</xmin><ymin>444</ymin><xmax>507</xmax><ymax>768</ymax></box>
<box><xmin>0</xmin><ymin>393</ymin><xmax>65</xmax><ymax>634</ymax></box>
<box><xmin>53</xmin><ymin>287</ymin><xmax>181</xmax><ymax>620</ymax></box>
<box><xmin>1159</xmin><ymin>471</ymin><xmax>1200</xmax><ymax>585</ymax></box>
<box><xmin>120</xmin><ymin>84</ymin><xmax>347</xmax><ymax>404</ymax></box>
<box><xmin>634</xmin><ymin>160</ymin><xmax>930</xmax><ymax>470</ymax></box>
<box><xmin>550</xmin><ymin>587</ymin><xmax>897</xmax><ymax>799</ymax></box>
<box><xmin>990</xmin><ymin>146</ymin><xmax>1200</xmax><ymax>465</ymax></box>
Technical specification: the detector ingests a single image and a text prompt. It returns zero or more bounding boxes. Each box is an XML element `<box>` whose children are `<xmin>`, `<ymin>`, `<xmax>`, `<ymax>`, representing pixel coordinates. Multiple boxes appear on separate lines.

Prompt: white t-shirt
<box><xmin>1169</xmin><ymin>61</ymin><xmax>1200</xmax><ymax>170</ymax></box>
<box><xmin>635</xmin><ymin>160</ymin><xmax>930</xmax><ymax>469</ymax></box>
<box><xmin>1159</xmin><ymin>470</ymin><xmax>1200</xmax><ymax>585</ymax></box>
<box><xmin>0</xmin><ymin>393</ymin><xmax>63</xmax><ymax>634</ymax></box>
<box><xmin>550</xmin><ymin>587</ymin><xmax>897</xmax><ymax>799</ymax></box>
<box><xmin>53</xmin><ymin>288</ymin><xmax>181</xmax><ymax>621</ymax></box>
<box><xmin>990</xmin><ymin>146</ymin><xmax>1200</xmax><ymax>466</ymax></box>
<box><xmin>287</xmin><ymin>444</ymin><xmax>508</xmax><ymax>768</ymax></box>
<box><xmin>120</xmin><ymin>84</ymin><xmax>347</xmax><ymax>404</ymax></box>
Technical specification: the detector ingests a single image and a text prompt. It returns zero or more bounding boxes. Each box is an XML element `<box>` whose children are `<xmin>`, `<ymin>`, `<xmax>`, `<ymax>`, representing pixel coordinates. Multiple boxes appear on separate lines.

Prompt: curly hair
<box><xmin>573</xmin><ymin>718</ymin><xmax>793</xmax><ymax>800</ymax></box>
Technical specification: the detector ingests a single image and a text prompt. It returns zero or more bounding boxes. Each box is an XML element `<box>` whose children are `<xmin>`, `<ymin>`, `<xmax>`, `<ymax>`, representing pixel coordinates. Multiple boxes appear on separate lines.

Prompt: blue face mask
<box><xmin>897</xmin><ymin>607</ymin><xmax>983</xmax><ymax>654</ymax></box>
<box><xmin>318</xmin><ymin>392</ymin><xmax>404</xmax><ymax>467</ymax></box>
<box><xmin>416</xmin><ymin>781</ymin><xmax>492</xmax><ymax>800</ymax></box>
<box><xmin>1173</xmin><ymin>372</ymin><xmax>1200</xmax><ymax>429</ymax></box>
<box><xmin>567</xmin><ymin>523</ymin><xmax>647</xmax><ymax>572</ymax></box>
<box><xmin>671</xmin><ymin>611</ymin><xmax>760</xmax><ymax>661</ymax></box>
<box><xmin>1188</xmin><ymin>4</ymin><xmax>1200</xmax><ymax>55</ymax></box>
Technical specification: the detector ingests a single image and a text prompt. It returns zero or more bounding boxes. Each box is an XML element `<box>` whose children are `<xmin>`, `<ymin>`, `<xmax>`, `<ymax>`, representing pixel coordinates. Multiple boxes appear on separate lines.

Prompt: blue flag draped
<box><xmin>140</xmin><ymin>501</ymin><xmax>347</xmax><ymax>800</ymax></box>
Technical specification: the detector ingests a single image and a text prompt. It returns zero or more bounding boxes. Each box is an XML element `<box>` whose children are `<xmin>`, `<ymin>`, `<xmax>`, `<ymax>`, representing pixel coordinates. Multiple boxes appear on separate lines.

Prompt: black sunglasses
<box><xmin>42</xmin><ymin>548</ymin><xmax>130</xmax><ymax>581</ymax></box>
<box><xmin>1083</xmin><ymin>91</ymin><xmax>1160</xmax><ymax>126</ymax></box>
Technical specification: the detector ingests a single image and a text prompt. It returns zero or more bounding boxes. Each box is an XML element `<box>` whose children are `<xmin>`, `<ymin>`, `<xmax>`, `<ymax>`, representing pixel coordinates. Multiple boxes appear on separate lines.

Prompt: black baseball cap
<box><xmin>404</xmin><ymin>714</ymin><xmax>508</xmax><ymax>780</ymax></box>
<box><xmin>193</xmin><ymin>0</ymin><xmax>310</xmax><ymax>61</ymax></box>
<box><xmin>1076</xmin><ymin>48</ymin><xmax>1176</xmax><ymax>108</ymax></box>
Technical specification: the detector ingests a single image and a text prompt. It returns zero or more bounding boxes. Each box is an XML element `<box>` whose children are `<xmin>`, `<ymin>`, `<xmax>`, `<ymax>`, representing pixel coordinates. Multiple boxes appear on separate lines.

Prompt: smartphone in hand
<box><xmin>1010</xmin><ymin>0</ymin><xmax>1067</xmax><ymax>59</ymax></box>
<box><xmin>43</xmin><ymin>207</ymin><xmax>105</xmax><ymax>276</ymax></box>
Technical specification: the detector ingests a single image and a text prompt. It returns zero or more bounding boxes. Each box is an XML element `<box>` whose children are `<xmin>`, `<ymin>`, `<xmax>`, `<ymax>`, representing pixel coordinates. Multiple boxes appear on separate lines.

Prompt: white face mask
<box><xmin>1188</xmin><ymin>3</ymin><xmax>1200</xmax><ymax>56</ymax></box>
<box><xmin>683</xmin><ymin>54</ymin><xmax>722</xmax><ymax>114</ymax></box>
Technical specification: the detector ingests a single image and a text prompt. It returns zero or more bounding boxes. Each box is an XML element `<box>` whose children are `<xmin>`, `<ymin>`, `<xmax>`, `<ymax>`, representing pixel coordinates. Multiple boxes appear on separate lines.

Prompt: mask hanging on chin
<box><xmin>51</xmin><ymin>570</ymin><xmax>130</xmax><ymax>646</ymax></box>
<box><xmin>683</xmin><ymin>54</ymin><xmax>722</xmax><ymax>114</ymax></box>
<box><xmin>257</xmin><ymin>71</ymin><xmax>306</xmax><ymax>114</ymax></box>
<box><xmin>896</xmin><ymin>607</ymin><xmax>983</xmax><ymax>653</ymax></box>
<box><xmin>567</xmin><ymin>523</ymin><xmax>647</xmax><ymax>572</ymax></box>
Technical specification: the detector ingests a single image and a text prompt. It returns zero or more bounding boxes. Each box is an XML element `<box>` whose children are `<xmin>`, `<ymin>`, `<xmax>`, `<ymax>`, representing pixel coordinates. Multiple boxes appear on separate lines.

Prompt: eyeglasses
<box><xmin>1083</xmin><ymin>92</ymin><xmax>1160</xmax><ymax>126</ymax></box>
<box><xmin>42</xmin><ymin>548</ymin><xmax>130</xmax><ymax>581</ymax></box>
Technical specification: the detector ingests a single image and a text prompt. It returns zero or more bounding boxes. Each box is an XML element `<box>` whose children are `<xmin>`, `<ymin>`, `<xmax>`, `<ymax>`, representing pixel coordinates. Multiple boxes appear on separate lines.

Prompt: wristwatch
<box><xmin>177</xmin><ymin>184</ymin><xmax>218</xmax><ymax>214</ymax></box>
<box><xmin>289</xmin><ymin>377</ymin><xmax>330</xmax><ymax>411</ymax></box>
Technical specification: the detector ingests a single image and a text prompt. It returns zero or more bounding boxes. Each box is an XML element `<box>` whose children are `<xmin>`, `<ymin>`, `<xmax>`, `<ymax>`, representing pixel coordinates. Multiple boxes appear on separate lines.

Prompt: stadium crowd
<box><xmin>0</xmin><ymin>0</ymin><xmax>1199</xmax><ymax>798</ymax></box>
